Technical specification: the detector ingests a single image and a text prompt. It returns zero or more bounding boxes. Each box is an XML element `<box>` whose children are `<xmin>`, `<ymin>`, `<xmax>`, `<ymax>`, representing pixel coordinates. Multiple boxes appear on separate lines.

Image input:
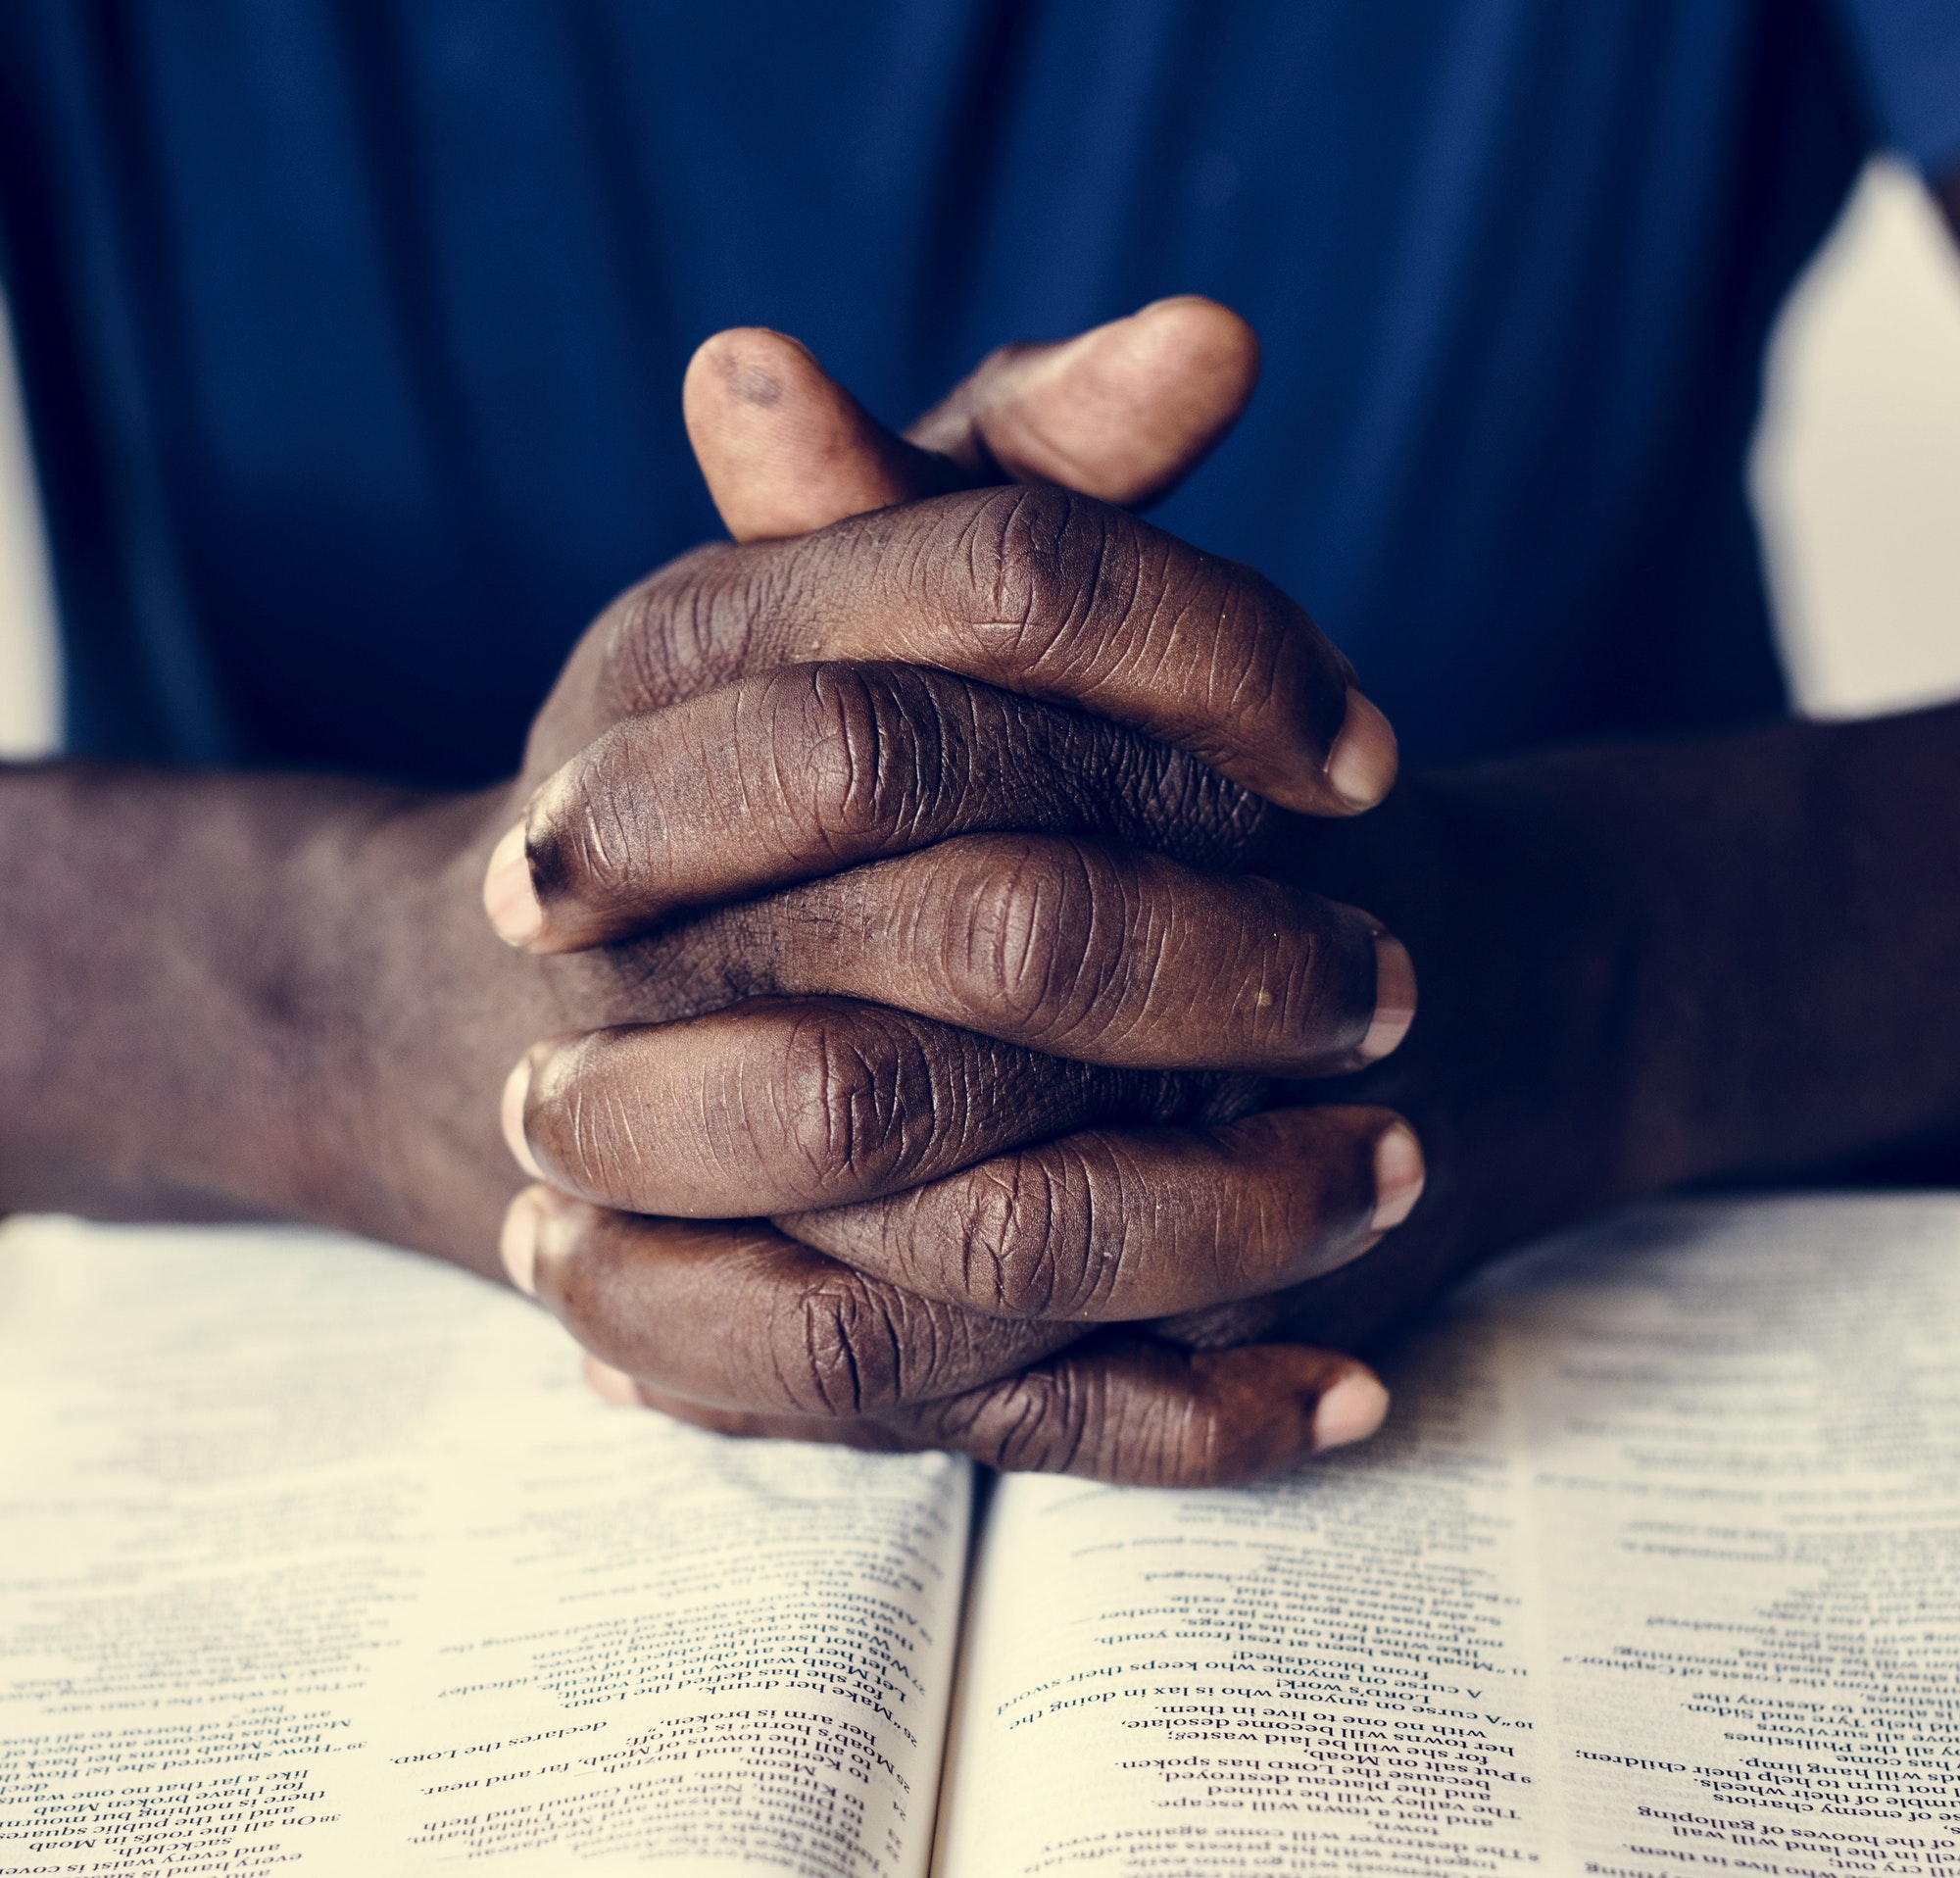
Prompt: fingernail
<box><xmin>501</xmin><ymin>1057</ymin><xmax>547</xmax><ymax>1180</ymax></box>
<box><xmin>483</xmin><ymin>819</ymin><xmax>544</xmax><ymax>949</ymax></box>
<box><xmin>1370</xmin><ymin>1122</ymin><xmax>1426</xmax><ymax>1231</ymax></box>
<box><xmin>499</xmin><ymin>1186</ymin><xmax>549</xmax><ymax>1297</ymax></box>
<box><xmin>1312</xmin><ymin>1371</ymin><xmax>1390</xmax><ymax>1452</ymax></box>
<box><xmin>583</xmin><ymin>1356</ymin><xmax>642</xmax><ymax>1408</ymax></box>
<box><xmin>1325</xmin><ymin>689</ymin><xmax>1397</xmax><ymax>812</ymax></box>
<box><xmin>1360</xmin><ymin>935</ymin><xmax>1416</xmax><ymax>1062</ymax></box>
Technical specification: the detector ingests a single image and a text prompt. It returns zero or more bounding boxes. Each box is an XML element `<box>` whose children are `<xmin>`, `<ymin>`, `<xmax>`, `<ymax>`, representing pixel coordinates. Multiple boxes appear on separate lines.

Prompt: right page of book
<box><xmin>932</xmin><ymin>1194</ymin><xmax>1960</xmax><ymax>1878</ymax></box>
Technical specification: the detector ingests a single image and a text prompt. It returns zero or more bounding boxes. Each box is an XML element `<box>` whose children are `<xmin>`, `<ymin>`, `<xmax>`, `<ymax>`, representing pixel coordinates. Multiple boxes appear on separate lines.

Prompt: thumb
<box><xmin>683</xmin><ymin>296</ymin><xmax>1260</xmax><ymax>545</ymax></box>
<box><xmin>682</xmin><ymin>328</ymin><xmax>957</xmax><ymax>543</ymax></box>
<box><xmin>908</xmin><ymin>295</ymin><xmax>1260</xmax><ymax>508</ymax></box>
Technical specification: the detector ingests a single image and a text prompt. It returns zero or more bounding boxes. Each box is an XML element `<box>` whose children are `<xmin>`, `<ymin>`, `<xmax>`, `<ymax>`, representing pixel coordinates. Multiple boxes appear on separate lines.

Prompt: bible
<box><xmin>5</xmin><ymin>1194</ymin><xmax>1959</xmax><ymax>1877</ymax></box>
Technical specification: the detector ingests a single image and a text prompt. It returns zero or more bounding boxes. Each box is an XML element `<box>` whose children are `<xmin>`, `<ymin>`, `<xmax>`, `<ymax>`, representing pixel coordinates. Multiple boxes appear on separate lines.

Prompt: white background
<box><xmin>3</xmin><ymin>157</ymin><xmax>1959</xmax><ymax>757</ymax></box>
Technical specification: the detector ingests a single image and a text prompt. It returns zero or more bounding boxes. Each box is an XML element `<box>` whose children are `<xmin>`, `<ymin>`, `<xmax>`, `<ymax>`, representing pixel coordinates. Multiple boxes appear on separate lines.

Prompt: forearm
<box><xmin>0</xmin><ymin>763</ymin><xmax>529</xmax><ymax>1268</ymax></box>
<box><xmin>1473</xmin><ymin>703</ymin><xmax>1960</xmax><ymax>1193</ymax></box>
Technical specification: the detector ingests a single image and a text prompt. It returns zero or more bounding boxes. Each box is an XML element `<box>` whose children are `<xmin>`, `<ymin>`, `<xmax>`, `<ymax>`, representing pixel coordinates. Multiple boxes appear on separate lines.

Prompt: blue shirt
<box><xmin>2</xmin><ymin>2</ymin><xmax>1957</xmax><ymax>785</ymax></box>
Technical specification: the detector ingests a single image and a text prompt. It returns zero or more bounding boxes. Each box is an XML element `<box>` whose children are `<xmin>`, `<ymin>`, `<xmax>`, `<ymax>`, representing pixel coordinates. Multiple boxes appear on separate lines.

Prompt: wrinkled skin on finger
<box><xmin>620</xmin><ymin>1339</ymin><xmax>1393</xmax><ymax>1490</ymax></box>
<box><xmin>509</xmin><ymin>846</ymin><xmax>1396</xmax><ymax>1084</ymax></box>
<box><xmin>777</xmin><ymin>1107</ymin><xmax>1421</xmax><ymax>1321</ymax></box>
<box><xmin>499</xmin><ymin>1186</ymin><xmax>1392</xmax><ymax>1487</ymax></box>
<box><xmin>505</xmin><ymin>996</ymin><xmax>1266</xmax><ymax>1215</ymax></box>
<box><xmin>521</xmin><ymin>483</ymin><xmax>1383</xmax><ymax>815</ymax></box>
<box><xmin>515</xmin><ymin>661</ymin><xmax>1281</xmax><ymax>950</ymax></box>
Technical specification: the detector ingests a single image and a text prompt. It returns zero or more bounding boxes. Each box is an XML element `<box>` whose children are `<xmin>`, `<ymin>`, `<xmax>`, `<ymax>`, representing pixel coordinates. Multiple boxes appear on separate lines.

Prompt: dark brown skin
<box><xmin>505</xmin><ymin>620</ymin><xmax>1960</xmax><ymax>1465</ymax></box>
<box><xmin>6</xmin><ymin>167</ymin><xmax>1960</xmax><ymax>1483</ymax></box>
<box><xmin>0</xmin><ymin>304</ymin><xmax>1410</xmax><ymax>1480</ymax></box>
<box><xmin>488</xmin><ymin>308</ymin><xmax>1420</xmax><ymax>1474</ymax></box>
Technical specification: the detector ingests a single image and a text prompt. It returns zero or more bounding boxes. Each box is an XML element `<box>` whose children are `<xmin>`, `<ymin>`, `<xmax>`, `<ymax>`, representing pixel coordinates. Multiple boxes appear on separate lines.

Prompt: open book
<box><xmin>5</xmin><ymin>1196</ymin><xmax>1959</xmax><ymax>1877</ymax></box>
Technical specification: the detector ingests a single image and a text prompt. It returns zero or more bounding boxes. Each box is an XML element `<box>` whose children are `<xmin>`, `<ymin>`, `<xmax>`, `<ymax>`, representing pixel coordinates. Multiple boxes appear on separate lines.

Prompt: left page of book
<box><xmin>0</xmin><ymin>1215</ymin><xmax>969</xmax><ymax>1878</ymax></box>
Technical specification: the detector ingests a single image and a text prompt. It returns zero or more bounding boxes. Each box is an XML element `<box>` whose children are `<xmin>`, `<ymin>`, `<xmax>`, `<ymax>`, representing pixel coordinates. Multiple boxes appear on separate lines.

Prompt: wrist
<box><xmin>271</xmin><ymin>780</ymin><xmax>548</xmax><ymax>1267</ymax></box>
<box><xmin>0</xmin><ymin>765</ymin><xmax>541</xmax><ymax>1270</ymax></box>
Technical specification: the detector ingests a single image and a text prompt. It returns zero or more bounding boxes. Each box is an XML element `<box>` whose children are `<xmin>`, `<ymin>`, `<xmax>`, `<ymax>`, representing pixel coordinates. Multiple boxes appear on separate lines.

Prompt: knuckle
<box><xmin>598</xmin><ymin>563</ymin><xmax>724</xmax><ymax>713</ymax></box>
<box><xmin>956</xmin><ymin>1156</ymin><xmax>1103</xmax><ymax>1319</ymax></box>
<box><xmin>759</xmin><ymin>665</ymin><xmax>945</xmax><ymax>855</ymax></box>
<box><xmin>598</xmin><ymin>544</ymin><xmax>788</xmax><ymax>711</ymax></box>
<box><xmin>977</xmin><ymin>1365</ymin><xmax>1094</xmax><ymax>1474</ymax></box>
<box><xmin>965</xmin><ymin>853</ymin><xmax>1067</xmax><ymax>1024</ymax></box>
<box><xmin>1115</xmin><ymin>744</ymin><xmax>1276</xmax><ymax>870</ymax></box>
<box><xmin>937</xmin><ymin>486</ymin><xmax>1039</xmax><ymax>629</ymax></box>
<box><xmin>774</xmin><ymin>1270</ymin><xmax>961</xmax><ymax>1417</ymax></box>
<box><xmin>782</xmin><ymin>1271</ymin><xmax>900</xmax><ymax>1416</ymax></box>
<box><xmin>980</xmin><ymin>483</ymin><xmax>1071</xmax><ymax>623</ymax></box>
<box><xmin>956</xmin><ymin>1352</ymin><xmax>1258</xmax><ymax>1487</ymax></box>
<box><xmin>940</xmin><ymin>485</ymin><xmax>1127</xmax><ymax>672</ymax></box>
<box><xmin>922</xmin><ymin>1347</ymin><xmax>1290</xmax><ymax>1486</ymax></box>
<box><xmin>954</xmin><ymin>845</ymin><xmax>1122</xmax><ymax>1040</ymax></box>
<box><xmin>772</xmin><ymin>1013</ymin><xmax>935</xmax><ymax>1193</ymax></box>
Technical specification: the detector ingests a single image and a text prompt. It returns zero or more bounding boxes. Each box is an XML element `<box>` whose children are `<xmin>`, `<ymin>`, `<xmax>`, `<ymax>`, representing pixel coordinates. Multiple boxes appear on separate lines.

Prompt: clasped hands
<box><xmin>480</xmin><ymin>300</ymin><xmax>1422</xmax><ymax>1485</ymax></box>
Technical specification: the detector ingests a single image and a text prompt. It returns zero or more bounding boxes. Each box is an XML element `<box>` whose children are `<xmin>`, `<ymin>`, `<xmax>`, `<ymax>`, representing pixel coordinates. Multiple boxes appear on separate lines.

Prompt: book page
<box><xmin>0</xmin><ymin>1215</ymin><xmax>969</xmax><ymax>1877</ymax></box>
<box><xmin>933</xmin><ymin>1194</ymin><xmax>1960</xmax><ymax>1877</ymax></box>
